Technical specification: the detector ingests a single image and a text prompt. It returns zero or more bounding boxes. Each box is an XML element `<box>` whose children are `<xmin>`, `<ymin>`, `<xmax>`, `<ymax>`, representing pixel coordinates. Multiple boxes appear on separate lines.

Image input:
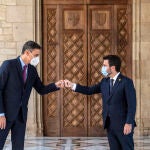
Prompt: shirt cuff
<box><xmin>0</xmin><ymin>113</ymin><xmax>5</xmax><ymax>117</ymax></box>
<box><xmin>72</xmin><ymin>83</ymin><xmax>77</xmax><ymax>91</ymax></box>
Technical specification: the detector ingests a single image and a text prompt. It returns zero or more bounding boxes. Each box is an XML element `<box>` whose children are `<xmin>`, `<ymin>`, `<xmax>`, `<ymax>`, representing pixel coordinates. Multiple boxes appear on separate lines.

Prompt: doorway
<box><xmin>42</xmin><ymin>0</ymin><xmax>132</xmax><ymax>137</ymax></box>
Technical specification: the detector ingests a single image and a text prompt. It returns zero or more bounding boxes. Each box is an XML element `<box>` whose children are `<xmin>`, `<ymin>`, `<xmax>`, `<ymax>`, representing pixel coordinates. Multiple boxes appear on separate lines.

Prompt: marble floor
<box><xmin>3</xmin><ymin>136</ymin><xmax>150</xmax><ymax>150</ymax></box>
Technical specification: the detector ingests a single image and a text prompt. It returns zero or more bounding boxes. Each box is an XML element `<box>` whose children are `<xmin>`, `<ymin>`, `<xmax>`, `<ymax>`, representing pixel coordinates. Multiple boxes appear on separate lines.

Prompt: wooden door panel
<box><xmin>87</xmin><ymin>0</ymin><xmax>131</xmax><ymax>5</ymax></box>
<box><xmin>43</xmin><ymin>0</ymin><xmax>132</xmax><ymax>5</ymax></box>
<box><xmin>88</xmin><ymin>5</ymin><xmax>113</xmax><ymax>136</ymax></box>
<box><xmin>61</xmin><ymin>5</ymin><xmax>88</xmax><ymax>136</ymax></box>
<box><xmin>87</xmin><ymin>5</ymin><xmax>132</xmax><ymax>136</ymax></box>
<box><xmin>115</xmin><ymin>5</ymin><xmax>132</xmax><ymax>78</ymax></box>
<box><xmin>43</xmin><ymin>5</ymin><xmax>61</xmax><ymax>136</ymax></box>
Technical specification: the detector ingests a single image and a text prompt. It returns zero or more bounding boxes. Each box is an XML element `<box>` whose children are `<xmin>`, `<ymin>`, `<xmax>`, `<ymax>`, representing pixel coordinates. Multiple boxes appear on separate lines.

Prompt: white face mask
<box><xmin>30</xmin><ymin>56</ymin><xmax>39</xmax><ymax>66</ymax></box>
<box><xmin>101</xmin><ymin>66</ymin><xmax>109</xmax><ymax>77</ymax></box>
<box><xmin>101</xmin><ymin>66</ymin><xmax>112</xmax><ymax>77</ymax></box>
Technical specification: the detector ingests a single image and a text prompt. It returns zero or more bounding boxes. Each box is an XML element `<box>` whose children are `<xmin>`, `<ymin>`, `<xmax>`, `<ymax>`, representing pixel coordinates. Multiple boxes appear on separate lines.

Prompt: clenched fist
<box><xmin>55</xmin><ymin>80</ymin><xmax>65</xmax><ymax>88</ymax></box>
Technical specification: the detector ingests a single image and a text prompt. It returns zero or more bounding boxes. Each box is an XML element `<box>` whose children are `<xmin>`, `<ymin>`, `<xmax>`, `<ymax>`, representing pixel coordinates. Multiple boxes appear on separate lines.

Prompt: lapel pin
<box><xmin>119</xmin><ymin>78</ymin><xmax>121</xmax><ymax>81</ymax></box>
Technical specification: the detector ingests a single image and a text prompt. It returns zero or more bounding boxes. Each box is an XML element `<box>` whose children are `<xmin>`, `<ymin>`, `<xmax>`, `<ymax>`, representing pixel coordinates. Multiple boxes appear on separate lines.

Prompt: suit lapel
<box><xmin>16</xmin><ymin>57</ymin><xmax>24</xmax><ymax>86</ymax></box>
<box><xmin>107</xmin><ymin>73</ymin><xmax>123</xmax><ymax>101</ymax></box>
<box><xmin>106</xmin><ymin>77</ymin><xmax>110</xmax><ymax>98</ymax></box>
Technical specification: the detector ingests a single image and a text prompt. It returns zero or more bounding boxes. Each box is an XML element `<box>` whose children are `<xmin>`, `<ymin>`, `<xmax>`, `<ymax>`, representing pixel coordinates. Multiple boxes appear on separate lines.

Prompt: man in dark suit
<box><xmin>0</xmin><ymin>41</ymin><xmax>64</xmax><ymax>150</ymax></box>
<box><xmin>64</xmin><ymin>55</ymin><xmax>136</xmax><ymax>150</ymax></box>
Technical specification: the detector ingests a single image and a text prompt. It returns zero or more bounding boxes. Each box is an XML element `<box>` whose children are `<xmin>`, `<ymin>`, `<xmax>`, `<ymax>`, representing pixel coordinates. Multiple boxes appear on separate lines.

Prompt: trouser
<box><xmin>0</xmin><ymin>109</ymin><xmax>26</xmax><ymax>150</ymax></box>
<box><xmin>106</xmin><ymin>116</ymin><xmax>134</xmax><ymax>150</ymax></box>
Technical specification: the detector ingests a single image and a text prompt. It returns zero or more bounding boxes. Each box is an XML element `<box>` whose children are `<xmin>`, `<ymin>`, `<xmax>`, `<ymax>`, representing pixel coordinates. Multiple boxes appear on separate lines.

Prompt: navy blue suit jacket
<box><xmin>0</xmin><ymin>57</ymin><xmax>59</xmax><ymax>122</ymax></box>
<box><xmin>75</xmin><ymin>74</ymin><xmax>136</xmax><ymax>130</ymax></box>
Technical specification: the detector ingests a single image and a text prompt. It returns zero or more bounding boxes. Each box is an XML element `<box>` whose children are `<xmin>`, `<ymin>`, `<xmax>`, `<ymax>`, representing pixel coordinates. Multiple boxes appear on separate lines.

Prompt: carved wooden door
<box><xmin>43</xmin><ymin>1</ymin><xmax>132</xmax><ymax>137</ymax></box>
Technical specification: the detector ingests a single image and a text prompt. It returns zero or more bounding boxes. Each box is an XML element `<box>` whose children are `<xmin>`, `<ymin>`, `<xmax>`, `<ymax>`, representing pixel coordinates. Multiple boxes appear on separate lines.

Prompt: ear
<box><xmin>111</xmin><ymin>66</ymin><xmax>116</xmax><ymax>71</ymax></box>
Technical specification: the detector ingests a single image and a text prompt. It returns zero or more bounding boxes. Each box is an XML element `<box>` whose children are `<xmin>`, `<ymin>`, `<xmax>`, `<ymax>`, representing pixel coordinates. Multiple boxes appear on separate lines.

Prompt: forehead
<box><xmin>103</xmin><ymin>59</ymin><xmax>109</xmax><ymax>65</ymax></box>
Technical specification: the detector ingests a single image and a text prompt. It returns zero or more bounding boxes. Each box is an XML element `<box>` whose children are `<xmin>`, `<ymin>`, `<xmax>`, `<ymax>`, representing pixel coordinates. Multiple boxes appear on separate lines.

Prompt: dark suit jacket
<box><xmin>0</xmin><ymin>57</ymin><xmax>59</xmax><ymax>122</ymax></box>
<box><xmin>75</xmin><ymin>73</ymin><xmax>136</xmax><ymax>130</ymax></box>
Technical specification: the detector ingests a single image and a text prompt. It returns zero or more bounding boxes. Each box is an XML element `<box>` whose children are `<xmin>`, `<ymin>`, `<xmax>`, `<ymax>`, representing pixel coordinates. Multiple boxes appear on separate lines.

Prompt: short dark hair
<box><xmin>103</xmin><ymin>55</ymin><xmax>121</xmax><ymax>72</ymax></box>
<box><xmin>21</xmin><ymin>40</ymin><xmax>41</xmax><ymax>54</ymax></box>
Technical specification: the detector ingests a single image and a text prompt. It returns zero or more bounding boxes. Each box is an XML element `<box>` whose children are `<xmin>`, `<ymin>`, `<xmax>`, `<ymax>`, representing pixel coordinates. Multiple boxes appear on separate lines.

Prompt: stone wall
<box><xmin>0</xmin><ymin>0</ymin><xmax>35</xmax><ymax>64</ymax></box>
<box><xmin>0</xmin><ymin>0</ymin><xmax>150</xmax><ymax>136</ymax></box>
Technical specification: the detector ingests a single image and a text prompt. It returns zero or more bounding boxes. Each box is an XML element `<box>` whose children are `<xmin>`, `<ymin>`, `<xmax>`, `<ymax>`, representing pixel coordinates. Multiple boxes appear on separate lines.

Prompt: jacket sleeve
<box><xmin>33</xmin><ymin>69</ymin><xmax>60</xmax><ymax>95</ymax></box>
<box><xmin>0</xmin><ymin>61</ymin><xmax>9</xmax><ymax>113</ymax></box>
<box><xmin>125</xmin><ymin>79</ymin><xmax>136</xmax><ymax>124</ymax></box>
<box><xmin>75</xmin><ymin>82</ymin><xmax>101</xmax><ymax>95</ymax></box>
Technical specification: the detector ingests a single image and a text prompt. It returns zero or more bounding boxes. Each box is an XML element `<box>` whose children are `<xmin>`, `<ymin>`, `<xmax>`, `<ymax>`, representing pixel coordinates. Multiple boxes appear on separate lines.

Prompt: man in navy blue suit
<box><xmin>0</xmin><ymin>41</ymin><xmax>64</xmax><ymax>150</ymax></box>
<box><xmin>64</xmin><ymin>55</ymin><xmax>136</xmax><ymax>150</ymax></box>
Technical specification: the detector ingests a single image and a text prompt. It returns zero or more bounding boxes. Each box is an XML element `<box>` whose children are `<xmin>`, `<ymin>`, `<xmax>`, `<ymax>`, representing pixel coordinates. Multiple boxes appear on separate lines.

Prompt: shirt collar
<box><xmin>19</xmin><ymin>57</ymin><xmax>27</xmax><ymax>69</ymax></box>
<box><xmin>111</xmin><ymin>72</ymin><xmax>120</xmax><ymax>81</ymax></box>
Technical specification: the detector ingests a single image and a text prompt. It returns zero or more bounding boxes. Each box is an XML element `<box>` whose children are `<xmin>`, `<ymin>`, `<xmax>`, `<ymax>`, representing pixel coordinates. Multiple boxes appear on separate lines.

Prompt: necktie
<box><xmin>22</xmin><ymin>65</ymin><xmax>27</xmax><ymax>83</ymax></box>
<box><xmin>109</xmin><ymin>79</ymin><xmax>114</xmax><ymax>94</ymax></box>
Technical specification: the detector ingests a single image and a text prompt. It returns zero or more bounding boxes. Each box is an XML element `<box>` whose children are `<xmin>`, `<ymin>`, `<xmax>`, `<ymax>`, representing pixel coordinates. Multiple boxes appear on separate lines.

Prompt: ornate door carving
<box><xmin>88</xmin><ymin>5</ymin><xmax>113</xmax><ymax>136</ymax></box>
<box><xmin>43</xmin><ymin>1</ymin><xmax>132</xmax><ymax>137</ymax></box>
<box><xmin>61</xmin><ymin>5</ymin><xmax>88</xmax><ymax>136</ymax></box>
<box><xmin>87</xmin><ymin>4</ymin><xmax>132</xmax><ymax>136</ymax></box>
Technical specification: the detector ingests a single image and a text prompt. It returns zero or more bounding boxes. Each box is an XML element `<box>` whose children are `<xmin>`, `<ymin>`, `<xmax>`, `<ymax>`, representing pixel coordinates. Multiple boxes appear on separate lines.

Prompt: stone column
<box><xmin>26</xmin><ymin>0</ymin><xmax>43</xmax><ymax>136</ymax></box>
<box><xmin>140</xmin><ymin>0</ymin><xmax>150</xmax><ymax>136</ymax></box>
<box><xmin>133</xmin><ymin>0</ymin><xmax>141</xmax><ymax>136</ymax></box>
<box><xmin>133</xmin><ymin>0</ymin><xmax>150</xmax><ymax>136</ymax></box>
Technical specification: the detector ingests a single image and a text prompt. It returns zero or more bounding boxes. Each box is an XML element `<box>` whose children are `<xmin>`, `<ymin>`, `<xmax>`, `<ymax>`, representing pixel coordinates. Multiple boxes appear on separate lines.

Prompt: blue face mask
<box><xmin>101</xmin><ymin>66</ymin><xmax>109</xmax><ymax>77</ymax></box>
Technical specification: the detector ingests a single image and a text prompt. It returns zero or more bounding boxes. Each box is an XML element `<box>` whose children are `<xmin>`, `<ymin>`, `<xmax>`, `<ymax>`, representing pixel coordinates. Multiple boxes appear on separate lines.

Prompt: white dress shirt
<box><xmin>110</xmin><ymin>72</ymin><xmax>120</xmax><ymax>86</ymax></box>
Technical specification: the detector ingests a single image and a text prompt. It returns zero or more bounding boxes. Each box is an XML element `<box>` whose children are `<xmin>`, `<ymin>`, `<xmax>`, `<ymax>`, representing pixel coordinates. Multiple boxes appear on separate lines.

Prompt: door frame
<box><xmin>43</xmin><ymin>1</ymin><xmax>132</xmax><ymax>135</ymax></box>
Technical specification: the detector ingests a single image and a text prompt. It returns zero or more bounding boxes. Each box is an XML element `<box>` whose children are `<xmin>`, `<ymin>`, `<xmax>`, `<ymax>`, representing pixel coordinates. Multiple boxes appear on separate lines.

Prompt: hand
<box><xmin>0</xmin><ymin>116</ymin><xmax>6</xmax><ymax>130</ymax></box>
<box><xmin>124</xmin><ymin>123</ymin><xmax>132</xmax><ymax>135</ymax></box>
<box><xmin>55</xmin><ymin>80</ymin><xmax>64</xmax><ymax>88</ymax></box>
<box><xmin>64</xmin><ymin>79</ymin><xmax>73</xmax><ymax>88</ymax></box>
